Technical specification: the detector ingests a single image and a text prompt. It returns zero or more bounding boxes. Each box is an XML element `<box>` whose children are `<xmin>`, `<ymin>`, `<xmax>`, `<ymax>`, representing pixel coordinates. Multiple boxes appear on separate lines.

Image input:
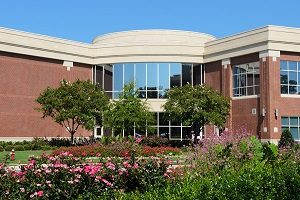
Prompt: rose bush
<box><xmin>52</xmin><ymin>142</ymin><xmax>181</xmax><ymax>158</ymax></box>
<box><xmin>0</xmin><ymin>151</ymin><xmax>171</xmax><ymax>199</ymax></box>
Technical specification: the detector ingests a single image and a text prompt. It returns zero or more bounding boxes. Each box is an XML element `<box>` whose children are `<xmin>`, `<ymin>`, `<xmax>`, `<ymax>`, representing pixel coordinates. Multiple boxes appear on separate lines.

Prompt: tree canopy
<box><xmin>163</xmin><ymin>84</ymin><xmax>230</xmax><ymax>131</ymax></box>
<box><xmin>103</xmin><ymin>82</ymin><xmax>154</xmax><ymax>136</ymax></box>
<box><xmin>36</xmin><ymin>79</ymin><xmax>109</xmax><ymax>143</ymax></box>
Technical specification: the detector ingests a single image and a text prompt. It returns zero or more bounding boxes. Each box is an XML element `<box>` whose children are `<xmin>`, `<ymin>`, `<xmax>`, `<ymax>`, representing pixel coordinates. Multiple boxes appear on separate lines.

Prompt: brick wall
<box><xmin>0</xmin><ymin>51</ymin><xmax>92</xmax><ymax>138</ymax></box>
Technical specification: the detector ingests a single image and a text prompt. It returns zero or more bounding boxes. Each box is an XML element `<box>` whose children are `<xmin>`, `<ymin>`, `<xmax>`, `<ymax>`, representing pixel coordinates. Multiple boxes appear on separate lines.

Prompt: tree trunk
<box><xmin>70</xmin><ymin>132</ymin><xmax>75</xmax><ymax>145</ymax></box>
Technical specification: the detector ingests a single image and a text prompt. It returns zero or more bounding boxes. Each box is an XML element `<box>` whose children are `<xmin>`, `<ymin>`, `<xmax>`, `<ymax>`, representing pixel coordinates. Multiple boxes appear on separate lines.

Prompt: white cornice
<box><xmin>2</xmin><ymin>25</ymin><xmax>300</xmax><ymax>65</ymax></box>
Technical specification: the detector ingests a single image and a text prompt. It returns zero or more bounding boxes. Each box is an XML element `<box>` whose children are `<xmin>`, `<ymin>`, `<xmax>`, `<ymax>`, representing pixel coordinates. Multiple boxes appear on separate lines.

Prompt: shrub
<box><xmin>4</xmin><ymin>145</ymin><xmax>14</xmax><ymax>151</ymax></box>
<box><xmin>141</xmin><ymin>136</ymin><xmax>169</xmax><ymax>147</ymax></box>
<box><xmin>14</xmin><ymin>145</ymin><xmax>25</xmax><ymax>151</ymax></box>
<box><xmin>0</xmin><ymin>152</ymin><xmax>170</xmax><ymax>199</ymax></box>
<box><xmin>41</xmin><ymin>145</ymin><xmax>52</xmax><ymax>151</ymax></box>
<box><xmin>0</xmin><ymin>146</ymin><xmax>4</xmax><ymax>152</ymax></box>
<box><xmin>278</xmin><ymin>129</ymin><xmax>294</xmax><ymax>148</ymax></box>
<box><xmin>23</xmin><ymin>144</ymin><xmax>32</xmax><ymax>151</ymax></box>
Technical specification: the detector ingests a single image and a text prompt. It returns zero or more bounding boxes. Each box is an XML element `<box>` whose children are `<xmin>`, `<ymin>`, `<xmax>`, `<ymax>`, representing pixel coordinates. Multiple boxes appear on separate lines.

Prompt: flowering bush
<box><xmin>52</xmin><ymin>143</ymin><xmax>181</xmax><ymax>158</ymax></box>
<box><xmin>0</xmin><ymin>152</ymin><xmax>171</xmax><ymax>199</ymax></box>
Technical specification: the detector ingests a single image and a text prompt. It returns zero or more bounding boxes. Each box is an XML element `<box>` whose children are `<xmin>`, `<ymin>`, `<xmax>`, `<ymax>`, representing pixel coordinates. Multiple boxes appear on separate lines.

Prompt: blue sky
<box><xmin>0</xmin><ymin>0</ymin><xmax>299</xmax><ymax>43</ymax></box>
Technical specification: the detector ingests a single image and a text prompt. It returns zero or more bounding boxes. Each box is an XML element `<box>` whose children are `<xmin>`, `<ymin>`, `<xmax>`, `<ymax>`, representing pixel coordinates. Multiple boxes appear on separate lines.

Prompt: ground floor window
<box><xmin>94</xmin><ymin>112</ymin><xmax>202</xmax><ymax>140</ymax></box>
<box><xmin>281</xmin><ymin>116</ymin><xmax>300</xmax><ymax>140</ymax></box>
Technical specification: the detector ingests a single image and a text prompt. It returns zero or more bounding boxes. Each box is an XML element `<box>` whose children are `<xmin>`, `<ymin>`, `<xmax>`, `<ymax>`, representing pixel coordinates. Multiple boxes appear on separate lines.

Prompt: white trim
<box><xmin>232</xmin><ymin>95</ymin><xmax>259</xmax><ymax>100</ymax></box>
<box><xmin>259</xmin><ymin>50</ymin><xmax>280</xmax><ymax>58</ymax></box>
<box><xmin>221</xmin><ymin>58</ymin><xmax>231</xmax><ymax>66</ymax></box>
<box><xmin>281</xmin><ymin>94</ymin><xmax>300</xmax><ymax>98</ymax></box>
<box><xmin>260</xmin><ymin>139</ymin><xmax>279</xmax><ymax>145</ymax></box>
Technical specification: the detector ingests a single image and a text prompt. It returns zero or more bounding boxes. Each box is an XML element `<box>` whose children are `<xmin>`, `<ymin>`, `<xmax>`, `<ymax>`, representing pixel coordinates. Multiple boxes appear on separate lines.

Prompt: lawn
<box><xmin>0</xmin><ymin>150</ymin><xmax>52</xmax><ymax>164</ymax></box>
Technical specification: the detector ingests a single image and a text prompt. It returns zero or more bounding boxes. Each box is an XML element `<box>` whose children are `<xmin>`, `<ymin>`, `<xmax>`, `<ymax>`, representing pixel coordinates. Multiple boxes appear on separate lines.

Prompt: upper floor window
<box><xmin>280</xmin><ymin>60</ymin><xmax>300</xmax><ymax>94</ymax></box>
<box><xmin>93</xmin><ymin>63</ymin><xmax>204</xmax><ymax>99</ymax></box>
<box><xmin>232</xmin><ymin>62</ymin><xmax>260</xmax><ymax>97</ymax></box>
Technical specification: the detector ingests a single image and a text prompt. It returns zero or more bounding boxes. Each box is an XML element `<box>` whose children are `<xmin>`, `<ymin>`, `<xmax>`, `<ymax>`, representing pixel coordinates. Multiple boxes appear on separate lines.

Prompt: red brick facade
<box><xmin>0</xmin><ymin>52</ymin><xmax>92</xmax><ymax>138</ymax></box>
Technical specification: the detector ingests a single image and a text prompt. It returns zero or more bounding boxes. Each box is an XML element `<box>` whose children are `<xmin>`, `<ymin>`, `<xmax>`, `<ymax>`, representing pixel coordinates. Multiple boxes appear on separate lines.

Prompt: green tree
<box><xmin>163</xmin><ymin>84</ymin><xmax>230</xmax><ymax>133</ymax></box>
<box><xmin>36</xmin><ymin>79</ymin><xmax>109</xmax><ymax>143</ymax></box>
<box><xmin>103</xmin><ymin>82</ymin><xmax>154</xmax><ymax>136</ymax></box>
<box><xmin>278</xmin><ymin>129</ymin><xmax>294</xmax><ymax>148</ymax></box>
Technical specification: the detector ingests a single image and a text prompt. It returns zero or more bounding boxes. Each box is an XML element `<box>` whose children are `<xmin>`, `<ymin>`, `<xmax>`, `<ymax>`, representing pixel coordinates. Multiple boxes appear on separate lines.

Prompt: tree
<box><xmin>163</xmin><ymin>84</ymin><xmax>230</xmax><ymax>134</ymax></box>
<box><xmin>278</xmin><ymin>129</ymin><xmax>294</xmax><ymax>148</ymax></box>
<box><xmin>103</xmin><ymin>82</ymin><xmax>154</xmax><ymax>136</ymax></box>
<box><xmin>36</xmin><ymin>79</ymin><xmax>109</xmax><ymax>143</ymax></box>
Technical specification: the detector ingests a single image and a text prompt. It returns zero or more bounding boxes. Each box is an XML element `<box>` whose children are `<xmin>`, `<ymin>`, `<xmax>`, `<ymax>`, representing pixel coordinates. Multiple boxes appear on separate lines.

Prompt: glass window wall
<box><xmin>94</xmin><ymin>63</ymin><xmax>204</xmax><ymax>99</ymax></box>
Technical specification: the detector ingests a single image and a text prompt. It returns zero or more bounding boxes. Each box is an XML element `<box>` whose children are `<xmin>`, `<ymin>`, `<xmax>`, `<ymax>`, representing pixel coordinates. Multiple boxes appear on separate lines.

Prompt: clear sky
<box><xmin>1</xmin><ymin>0</ymin><xmax>300</xmax><ymax>43</ymax></box>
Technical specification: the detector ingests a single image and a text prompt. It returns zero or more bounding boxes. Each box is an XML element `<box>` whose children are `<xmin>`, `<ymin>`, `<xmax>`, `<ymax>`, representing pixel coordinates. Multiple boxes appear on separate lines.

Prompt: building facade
<box><xmin>1</xmin><ymin>25</ymin><xmax>300</xmax><ymax>143</ymax></box>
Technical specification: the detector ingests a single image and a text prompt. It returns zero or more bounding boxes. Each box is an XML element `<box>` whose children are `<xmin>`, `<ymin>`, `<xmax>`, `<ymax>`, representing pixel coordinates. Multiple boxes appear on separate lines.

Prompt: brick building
<box><xmin>1</xmin><ymin>25</ymin><xmax>300</xmax><ymax>143</ymax></box>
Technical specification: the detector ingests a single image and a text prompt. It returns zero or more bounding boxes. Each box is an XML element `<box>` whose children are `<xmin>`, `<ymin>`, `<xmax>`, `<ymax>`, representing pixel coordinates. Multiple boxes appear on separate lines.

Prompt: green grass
<box><xmin>0</xmin><ymin>150</ymin><xmax>52</xmax><ymax>165</ymax></box>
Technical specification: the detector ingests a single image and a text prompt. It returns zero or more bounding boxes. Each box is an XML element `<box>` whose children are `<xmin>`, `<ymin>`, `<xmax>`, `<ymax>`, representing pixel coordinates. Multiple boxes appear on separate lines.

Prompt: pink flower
<box><xmin>20</xmin><ymin>188</ymin><xmax>25</xmax><ymax>192</ymax></box>
<box><xmin>37</xmin><ymin>190</ymin><xmax>43</xmax><ymax>197</ymax></box>
<box><xmin>133</xmin><ymin>163</ymin><xmax>139</xmax><ymax>169</ymax></box>
<box><xmin>105</xmin><ymin>162</ymin><xmax>116</xmax><ymax>170</ymax></box>
<box><xmin>101</xmin><ymin>178</ymin><xmax>112</xmax><ymax>187</ymax></box>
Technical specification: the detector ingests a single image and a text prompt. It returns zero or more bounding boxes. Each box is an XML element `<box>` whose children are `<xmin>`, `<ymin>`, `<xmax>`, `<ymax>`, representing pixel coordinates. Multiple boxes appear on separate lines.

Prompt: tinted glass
<box><xmin>280</xmin><ymin>71</ymin><xmax>288</xmax><ymax>84</ymax></box>
<box><xmin>281</xmin><ymin>117</ymin><xmax>289</xmax><ymax>126</ymax></box>
<box><xmin>289</xmin><ymin>61</ymin><xmax>297</xmax><ymax>71</ymax></box>
<box><xmin>289</xmin><ymin>85</ymin><xmax>297</xmax><ymax>94</ymax></box>
<box><xmin>147</xmin><ymin>63</ymin><xmax>158</xmax><ymax>90</ymax></box>
<box><xmin>104</xmin><ymin>65</ymin><xmax>113</xmax><ymax>91</ymax></box>
<box><xmin>170</xmin><ymin>63</ymin><xmax>181</xmax><ymax>87</ymax></box>
<box><xmin>113</xmin><ymin>64</ymin><xmax>123</xmax><ymax>91</ymax></box>
<box><xmin>280</xmin><ymin>60</ymin><xmax>288</xmax><ymax>70</ymax></box>
<box><xmin>135</xmin><ymin>63</ymin><xmax>146</xmax><ymax>90</ymax></box>
<box><xmin>290</xmin><ymin>127</ymin><xmax>299</xmax><ymax>140</ymax></box>
<box><xmin>159</xmin><ymin>127</ymin><xmax>169</xmax><ymax>138</ymax></box>
<box><xmin>290</xmin><ymin>117</ymin><xmax>298</xmax><ymax>126</ymax></box>
<box><xmin>95</xmin><ymin>66</ymin><xmax>103</xmax><ymax>88</ymax></box>
<box><xmin>170</xmin><ymin>127</ymin><xmax>181</xmax><ymax>139</ymax></box>
<box><xmin>289</xmin><ymin>71</ymin><xmax>297</xmax><ymax>85</ymax></box>
<box><xmin>182</xmin><ymin>64</ymin><xmax>192</xmax><ymax>85</ymax></box>
<box><xmin>124</xmin><ymin>63</ymin><xmax>134</xmax><ymax>84</ymax></box>
<box><xmin>158</xmin><ymin>63</ymin><xmax>169</xmax><ymax>91</ymax></box>
<box><xmin>159</xmin><ymin>112</ymin><xmax>169</xmax><ymax>126</ymax></box>
<box><xmin>281</xmin><ymin>85</ymin><xmax>288</xmax><ymax>94</ymax></box>
<box><xmin>193</xmin><ymin>64</ymin><xmax>202</xmax><ymax>85</ymax></box>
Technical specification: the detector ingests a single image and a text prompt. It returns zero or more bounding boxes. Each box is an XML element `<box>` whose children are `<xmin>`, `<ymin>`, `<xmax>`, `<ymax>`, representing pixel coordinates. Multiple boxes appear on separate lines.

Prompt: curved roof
<box><xmin>92</xmin><ymin>29</ymin><xmax>216</xmax><ymax>45</ymax></box>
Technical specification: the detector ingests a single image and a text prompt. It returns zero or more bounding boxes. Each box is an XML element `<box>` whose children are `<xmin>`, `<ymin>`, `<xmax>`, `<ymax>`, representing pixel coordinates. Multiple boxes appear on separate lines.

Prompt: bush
<box><xmin>0</xmin><ymin>146</ymin><xmax>4</xmax><ymax>152</ymax></box>
<box><xmin>23</xmin><ymin>144</ymin><xmax>32</xmax><ymax>150</ymax></box>
<box><xmin>41</xmin><ymin>145</ymin><xmax>52</xmax><ymax>151</ymax></box>
<box><xmin>4</xmin><ymin>145</ymin><xmax>14</xmax><ymax>151</ymax></box>
<box><xmin>278</xmin><ymin>129</ymin><xmax>294</xmax><ymax>148</ymax></box>
<box><xmin>141</xmin><ymin>136</ymin><xmax>169</xmax><ymax>147</ymax></box>
<box><xmin>0</xmin><ymin>152</ymin><xmax>170</xmax><ymax>199</ymax></box>
<box><xmin>14</xmin><ymin>145</ymin><xmax>25</xmax><ymax>151</ymax></box>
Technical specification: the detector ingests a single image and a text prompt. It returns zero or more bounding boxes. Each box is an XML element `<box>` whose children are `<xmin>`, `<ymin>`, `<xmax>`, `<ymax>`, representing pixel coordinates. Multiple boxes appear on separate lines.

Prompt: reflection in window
<box><xmin>95</xmin><ymin>63</ymin><xmax>204</xmax><ymax>99</ymax></box>
<box><xmin>158</xmin><ymin>63</ymin><xmax>169</xmax><ymax>98</ymax></box>
<box><xmin>232</xmin><ymin>62</ymin><xmax>260</xmax><ymax>97</ymax></box>
<box><xmin>124</xmin><ymin>63</ymin><xmax>134</xmax><ymax>84</ymax></box>
<box><xmin>282</xmin><ymin>116</ymin><xmax>300</xmax><ymax>140</ymax></box>
<box><xmin>280</xmin><ymin>60</ymin><xmax>300</xmax><ymax>94</ymax></box>
<box><xmin>182</xmin><ymin>64</ymin><xmax>192</xmax><ymax>85</ymax></box>
<box><xmin>170</xmin><ymin>63</ymin><xmax>181</xmax><ymax>88</ymax></box>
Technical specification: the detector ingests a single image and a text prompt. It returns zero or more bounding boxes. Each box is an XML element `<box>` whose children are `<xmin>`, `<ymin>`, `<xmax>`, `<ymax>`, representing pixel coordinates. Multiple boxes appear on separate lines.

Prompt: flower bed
<box><xmin>52</xmin><ymin>143</ymin><xmax>181</xmax><ymax>158</ymax></box>
<box><xmin>0</xmin><ymin>152</ymin><xmax>171</xmax><ymax>199</ymax></box>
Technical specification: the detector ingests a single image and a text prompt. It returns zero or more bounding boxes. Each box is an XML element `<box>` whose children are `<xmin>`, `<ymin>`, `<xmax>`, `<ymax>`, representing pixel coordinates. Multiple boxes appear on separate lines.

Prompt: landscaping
<box><xmin>1</xmin><ymin>131</ymin><xmax>300</xmax><ymax>199</ymax></box>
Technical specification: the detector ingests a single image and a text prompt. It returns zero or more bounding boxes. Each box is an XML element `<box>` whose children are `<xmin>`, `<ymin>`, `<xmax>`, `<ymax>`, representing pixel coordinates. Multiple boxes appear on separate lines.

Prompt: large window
<box><xmin>93</xmin><ymin>63</ymin><xmax>204</xmax><ymax>99</ymax></box>
<box><xmin>282</xmin><ymin>116</ymin><xmax>300</xmax><ymax>140</ymax></box>
<box><xmin>280</xmin><ymin>60</ymin><xmax>300</xmax><ymax>94</ymax></box>
<box><xmin>232</xmin><ymin>62</ymin><xmax>260</xmax><ymax>97</ymax></box>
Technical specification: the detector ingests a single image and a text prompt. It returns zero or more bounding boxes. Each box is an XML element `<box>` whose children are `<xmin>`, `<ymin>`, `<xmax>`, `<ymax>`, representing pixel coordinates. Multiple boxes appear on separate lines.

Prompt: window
<box><xmin>232</xmin><ymin>62</ymin><xmax>260</xmax><ymax>97</ymax></box>
<box><xmin>281</xmin><ymin>116</ymin><xmax>300</xmax><ymax>140</ymax></box>
<box><xmin>280</xmin><ymin>60</ymin><xmax>300</xmax><ymax>94</ymax></box>
<box><xmin>96</xmin><ymin>63</ymin><xmax>204</xmax><ymax>99</ymax></box>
